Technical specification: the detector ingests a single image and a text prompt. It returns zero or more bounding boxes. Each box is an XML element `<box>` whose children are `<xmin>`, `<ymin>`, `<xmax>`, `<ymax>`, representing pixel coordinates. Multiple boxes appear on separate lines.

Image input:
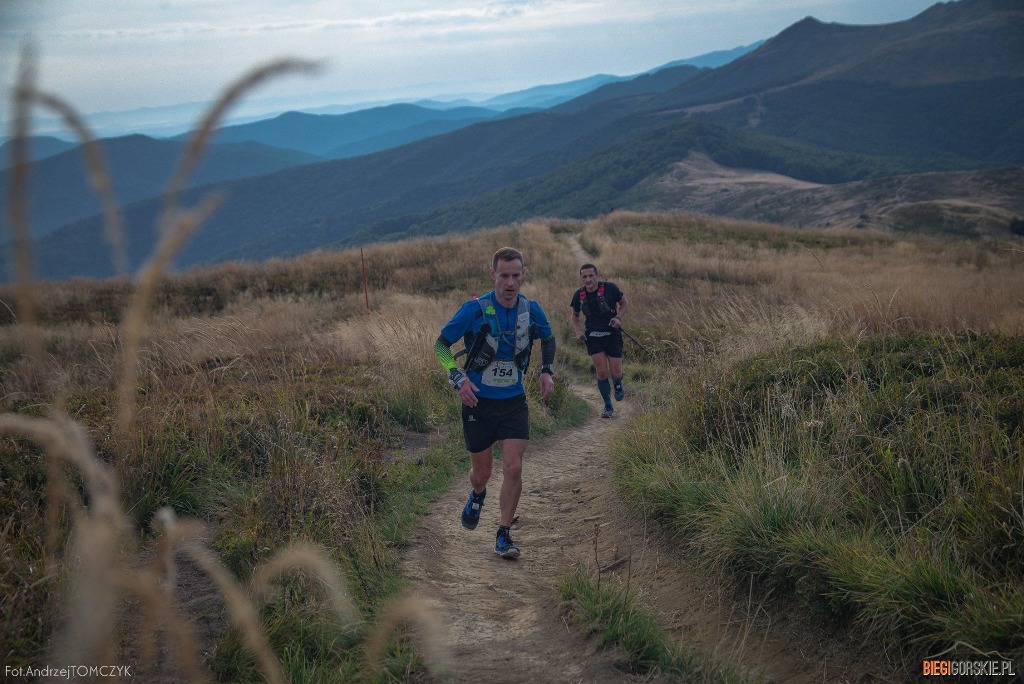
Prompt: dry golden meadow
<box><xmin>2</xmin><ymin>52</ymin><xmax>1022</xmax><ymax>682</ymax></box>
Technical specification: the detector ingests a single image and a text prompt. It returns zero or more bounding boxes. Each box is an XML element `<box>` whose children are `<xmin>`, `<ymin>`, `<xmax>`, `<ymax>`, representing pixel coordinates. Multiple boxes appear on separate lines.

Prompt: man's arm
<box><xmin>434</xmin><ymin>336</ymin><xmax>463</xmax><ymax>384</ymax></box>
<box><xmin>539</xmin><ymin>334</ymin><xmax>555</xmax><ymax>368</ymax></box>
<box><xmin>569</xmin><ymin>309</ymin><xmax>585</xmax><ymax>342</ymax></box>
<box><xmin>611</xmin><ymin>292</ymin><xmax>630</xmax><ymax>329</ymax></box>
<box><xmin>538</xmin><ymin>334</ymin><xmax>556</xmax><ymax>400</ymax></box>
<box><xmin>530</xmin><ymin>300</ymin><xmax>557</xmax><ymax>401</ymax></box>
<box><xmin>435</xmin><ymin>336</ymin><xmax>480</xmax><ymax>406</ymax></box>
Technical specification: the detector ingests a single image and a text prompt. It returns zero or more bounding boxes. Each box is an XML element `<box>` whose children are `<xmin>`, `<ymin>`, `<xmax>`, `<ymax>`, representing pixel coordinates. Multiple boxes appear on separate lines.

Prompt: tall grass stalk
<box><xmin>2</xmin><ymin>56</ymin><xmax>432</xmax><ymax>681</ymax></box>
<box><xmin>115</xmin><ymin>58</ymin><xmax>318</xmax><ymax>437</ymax></box>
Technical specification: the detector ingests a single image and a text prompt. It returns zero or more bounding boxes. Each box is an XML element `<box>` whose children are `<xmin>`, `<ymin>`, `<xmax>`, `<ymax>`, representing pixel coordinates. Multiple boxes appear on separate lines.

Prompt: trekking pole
<box><xmin>618</xmin><ymin>326</ymin><xmax>650</xmax><ymax>354</ymax></box>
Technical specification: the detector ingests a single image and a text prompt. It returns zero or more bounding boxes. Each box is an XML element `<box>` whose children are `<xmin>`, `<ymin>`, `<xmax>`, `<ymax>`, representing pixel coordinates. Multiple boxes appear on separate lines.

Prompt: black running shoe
<box><xmin>495</xmin><ymin>527</ymin><xmax>521</xmax><ymax>558</ymax></box>
<box><xmin>460</xmin><ymin>488</ymin><xmax>486</xmax><ymax>530</ymax></box>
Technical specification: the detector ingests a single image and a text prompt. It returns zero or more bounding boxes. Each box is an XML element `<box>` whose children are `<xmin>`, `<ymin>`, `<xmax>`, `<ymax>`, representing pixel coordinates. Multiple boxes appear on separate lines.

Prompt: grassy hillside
<box><xmin>336</xmin><ymin>121</ymin><xmax>933</xmax><ymax>248</ymax></box>
<box><xmin>651</xmin><ymin>0</ymin><xmax>1023</xmax><ymax>108</ymax></box>
<box><xmin>576</xmin><ymin>212</ymin><xmax>1024</xmax><ymax>672</ymax></box>
<box><xmin>2</xmin><ymin>210</ymin><xmax>1022</xmax><ymax>679</ymax></box>
<box><xmin>634</xmin><ymin>155</ymin><xmax>1024</xmax><ymax>236</ymax></box>
<box><xmin>696</xmin><ymin>77</ymin><xmax>1024</xmax><ymax>164</ymax></box>
<box><xmin>0</xmin><ymin>222</ymin><xmax>587</xmax><ymax>681</ymax></box>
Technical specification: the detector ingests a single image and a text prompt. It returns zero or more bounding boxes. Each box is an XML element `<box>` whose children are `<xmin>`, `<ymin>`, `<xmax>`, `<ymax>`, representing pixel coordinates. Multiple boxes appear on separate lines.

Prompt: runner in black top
<box><xmin>569</xmin><ymin>263</ymin><xmax>630</xmax><ymax>417</ymax></box>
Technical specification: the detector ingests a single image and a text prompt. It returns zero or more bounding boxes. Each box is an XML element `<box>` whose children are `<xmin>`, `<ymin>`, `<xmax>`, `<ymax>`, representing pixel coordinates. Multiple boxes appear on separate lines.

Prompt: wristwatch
<box><xmin>539</xmin><ymin>364</ymin><xmax>555</xmax><ymax>377</ymax></box>
<box><xmin>448</xmin><ymin>368</ymin><xmax>468</xmax><ymax>389</ymax></box>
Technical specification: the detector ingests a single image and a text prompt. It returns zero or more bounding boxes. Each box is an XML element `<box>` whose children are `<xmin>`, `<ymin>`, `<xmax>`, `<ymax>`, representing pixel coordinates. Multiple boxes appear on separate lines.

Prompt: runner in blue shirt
<box><xmin>434</xmin><ymin>247</ymin><xmax>556</xmax><ymax>558</ymax></box>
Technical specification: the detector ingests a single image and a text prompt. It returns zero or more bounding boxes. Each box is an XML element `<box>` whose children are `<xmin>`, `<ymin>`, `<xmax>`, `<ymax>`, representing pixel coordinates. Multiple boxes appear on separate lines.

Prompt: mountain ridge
<box><xmin>0</xmin><ymin>135</ymin><xmax>319</xmax><ymax>241</ymax></box>
<box><xmin>6</xmin><ymin>0</ymin><xmax>1022</xmax><ymax>282</ymax></box>
<box><xmin>201</xmin><ymin>103</ymin><xmax>506</xmax><ymax>157</ymax></box>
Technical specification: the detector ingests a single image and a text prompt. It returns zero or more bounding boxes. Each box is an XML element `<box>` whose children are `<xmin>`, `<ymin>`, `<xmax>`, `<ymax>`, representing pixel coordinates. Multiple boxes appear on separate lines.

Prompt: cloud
<box><xmin>0</xmin><ymin>0</ymin><xmax>940</xmax><ymax>120</ymax></box>
<box><xmin>2</xmin><ymin>1</ymin><xmax>624</xmax><ymax>43</ymax></box>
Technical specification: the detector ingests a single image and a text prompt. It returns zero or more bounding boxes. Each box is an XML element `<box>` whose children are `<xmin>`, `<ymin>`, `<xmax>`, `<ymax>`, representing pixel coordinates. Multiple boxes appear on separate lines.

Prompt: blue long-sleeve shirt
<box><xmin>436</xmin><ymin>291</ymin><xmax>554</xmax><ymax>399</ymax></box>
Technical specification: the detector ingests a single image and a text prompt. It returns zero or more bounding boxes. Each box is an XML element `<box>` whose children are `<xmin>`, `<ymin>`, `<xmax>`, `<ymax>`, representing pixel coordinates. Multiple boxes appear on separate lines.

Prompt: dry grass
<box><xmin>584</xmin><ymin>212</ymin><xmax>1024</xmax><ymax>367</ymax></box>
<box><xmin>0</xmin><ymin>93</ymin><xmax>584</xmax><ymax>677</ymax></box>
<box><xmin>0</xmin><ymin>207</ymin><xmax>590</xmax><ymax>677</ymax></box>
<box><xmin>588</xmin><ymin>213</ymin><xmax>1024</xmax><ymax>667</ymax></box>
<box><xmin>4</xmin><ymin>209</ymin><xmax>1021</xmax><ymax>676</ymax></box>
<box><xmin>0</xmin><ymin>54</ymin><xmax>417</xmax><ymax>681</ymax></box>
<box><xmin>3</xmin><ymin>47</ymin><xmax>1023</xmax><ymax>681</ymax></box>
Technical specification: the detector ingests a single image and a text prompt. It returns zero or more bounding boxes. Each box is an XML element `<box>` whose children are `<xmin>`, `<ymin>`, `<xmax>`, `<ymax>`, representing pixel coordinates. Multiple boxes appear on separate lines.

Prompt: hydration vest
<box><xmin>462</xmin><ymin>293</ymin><xmax>534</xmax><ymax>374</ymax></box>
<box><xmin>577</xmin><ymin>282</ymin><xmax>615</xmax><ymax>319</ymax></box>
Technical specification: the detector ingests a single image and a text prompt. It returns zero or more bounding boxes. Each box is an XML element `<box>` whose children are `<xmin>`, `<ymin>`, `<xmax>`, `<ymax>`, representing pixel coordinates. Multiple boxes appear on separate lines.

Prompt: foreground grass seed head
<box><xmin>1</xmin><ymin>53</ymin><xmax>448</xmax><ymax>681</ymax></box>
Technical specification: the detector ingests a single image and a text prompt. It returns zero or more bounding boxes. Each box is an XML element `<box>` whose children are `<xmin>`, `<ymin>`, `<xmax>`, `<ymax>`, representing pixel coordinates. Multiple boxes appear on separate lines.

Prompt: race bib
<box><xmin>481</xmin><ymin>359</ymin><xmax>519</xmax><ymax>387</ymax></box>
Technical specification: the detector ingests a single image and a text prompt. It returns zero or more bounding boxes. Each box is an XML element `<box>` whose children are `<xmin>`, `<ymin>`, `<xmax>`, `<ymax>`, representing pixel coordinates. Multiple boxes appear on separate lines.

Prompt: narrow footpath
<box><xmin>402</xmin><ymin>383</ymin><xmax>893</xmax><ymax>683</ymax></box>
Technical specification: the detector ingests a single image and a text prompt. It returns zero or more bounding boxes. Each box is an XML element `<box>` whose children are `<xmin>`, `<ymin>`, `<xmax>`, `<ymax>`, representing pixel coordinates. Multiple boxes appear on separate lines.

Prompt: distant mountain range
<box><xmin>0</xmin><ymin>136</ymin><xmax>318</xmax><ymax>240</ymax></box>
<box><xmin>0</xmin><ymin>136</ymin><xmax>77</xmax><ymax>169</ymax></box>
<box><xmin>197</xmin><ymin>104</ymin><xmax>510</xmax><ymax>158</ymax></box>
<box><xmin>4</xmin><ymin>0</ymin><xmax>1022</xmax><ymax>282</ymax></box>
<box><xmin>1</xmin><ymin>41</ymin><xmax>764</xmax><ymax>146</ymax></box>
<box><xmin>0</xmin><ymin>42</ymin><xmax>763</xmax><ymax>247</ymax></box>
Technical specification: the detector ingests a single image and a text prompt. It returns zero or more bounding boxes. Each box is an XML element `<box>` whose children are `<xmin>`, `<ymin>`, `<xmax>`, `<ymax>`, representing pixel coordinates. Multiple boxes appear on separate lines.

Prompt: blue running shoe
<box><xmin>495</xmin><ymin>527</ymin><xmax>520</xmax><ymax>558</ymax></box>
<box><xmin>614</xmin><ymin>382</ymin><xmax>624</xmax><ymax>402</ymax></box>
<box><xmin>461</xmin><ymin>488</ymin><xmax>486</xmax><ymax>530</ymax></box>
<box><xmin>600</xmin><ymin>406</ymin><xmax>614</xmax><ymax>419</ymax></box>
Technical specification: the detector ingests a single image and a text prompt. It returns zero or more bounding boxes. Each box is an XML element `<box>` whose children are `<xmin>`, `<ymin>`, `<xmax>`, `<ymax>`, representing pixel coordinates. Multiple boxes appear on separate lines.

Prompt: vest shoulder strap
<box><xmin>476</xmin><ymin>292</ymin><xmax>530</xmax><ymax>317</ymax></box>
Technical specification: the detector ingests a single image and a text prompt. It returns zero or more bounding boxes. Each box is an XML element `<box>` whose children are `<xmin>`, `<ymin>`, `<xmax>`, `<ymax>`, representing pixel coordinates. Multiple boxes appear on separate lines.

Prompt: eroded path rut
<box><xmin>403</xmin><ymin>383</ymin><xmax>894</xmax><ymax>683</ymax></box>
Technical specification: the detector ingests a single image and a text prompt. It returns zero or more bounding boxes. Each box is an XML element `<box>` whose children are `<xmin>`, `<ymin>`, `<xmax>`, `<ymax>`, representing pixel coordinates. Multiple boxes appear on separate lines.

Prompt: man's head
<box><xmin>492</xmin><ymin>247</ymin><xmax>524</xmax><ymax>272</ymax></box>
<box><xmin>490</xmin><ymin>247</ymin><xmax>526</xmax><ymax>306</ymax></box>
<box><xmin>579</xmin><ymin>263</ymin><xmax>599</xmax><ymax>291</ymax></box>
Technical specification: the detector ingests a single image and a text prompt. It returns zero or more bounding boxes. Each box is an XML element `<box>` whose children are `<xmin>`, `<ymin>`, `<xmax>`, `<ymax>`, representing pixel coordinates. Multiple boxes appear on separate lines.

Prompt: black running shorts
<box><xmin>585</xmin><ymin>330</ymin><xmax>623</xmax><ymax>358</ymax></box>
<box><xmin>461</xmin><ymin>394</ymin><xmax>529</xmax><ymax>453</ymax></box>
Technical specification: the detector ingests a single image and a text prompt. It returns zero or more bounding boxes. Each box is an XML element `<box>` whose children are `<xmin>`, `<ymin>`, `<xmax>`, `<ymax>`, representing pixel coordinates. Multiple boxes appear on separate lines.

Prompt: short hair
<box><xmin>579</xmin><ymin>263</ymin><xmax>598</xmax><ymax>275</ymax></box>
<box><xmin>492</xmin><ymin>247</ymin><xmax>525</xmax><ymax>270</ymax></box>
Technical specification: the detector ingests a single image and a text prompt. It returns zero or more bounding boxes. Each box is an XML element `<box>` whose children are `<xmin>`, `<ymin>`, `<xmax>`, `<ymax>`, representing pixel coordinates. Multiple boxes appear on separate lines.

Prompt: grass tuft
<box><xmin>557</xmin><ymin>564</ymin><xmax>758</xmax><ymax>682</ymax></box>
<box><xmin>614</xmin><ymin>330</ymin><xmax>1024</xmax><ymax>663</ymax></box>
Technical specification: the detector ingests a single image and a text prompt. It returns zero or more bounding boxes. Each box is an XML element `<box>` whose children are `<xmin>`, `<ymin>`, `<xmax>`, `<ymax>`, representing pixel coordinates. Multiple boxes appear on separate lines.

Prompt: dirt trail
<box><xmin>402</xmin><ymin>383</ymin><xmax>895</xmax><ymax>683</ymax></box>
<box><xmin>403</xmin><ymin>385</ymin><xmax>644</xmax><ymax>682</ymax></box>
<box><xmin>402</xmin><ymin>235</ymin><xmax>897</xmax><ymax>682</ymax></box>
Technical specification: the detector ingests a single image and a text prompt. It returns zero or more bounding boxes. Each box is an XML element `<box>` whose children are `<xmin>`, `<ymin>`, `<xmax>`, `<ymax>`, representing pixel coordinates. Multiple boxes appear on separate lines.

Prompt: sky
<box><xmin>0</xmin><ymin>0</ymin><xmax>941</xmax><ymax>136</ymax></box>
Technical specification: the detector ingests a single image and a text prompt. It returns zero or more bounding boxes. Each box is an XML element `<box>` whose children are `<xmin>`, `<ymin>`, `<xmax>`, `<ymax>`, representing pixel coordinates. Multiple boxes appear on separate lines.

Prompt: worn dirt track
<box><xmin>402</xmin><ymin>383</ymin><xmax>898</xmax><ymax>683</ymax></box>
